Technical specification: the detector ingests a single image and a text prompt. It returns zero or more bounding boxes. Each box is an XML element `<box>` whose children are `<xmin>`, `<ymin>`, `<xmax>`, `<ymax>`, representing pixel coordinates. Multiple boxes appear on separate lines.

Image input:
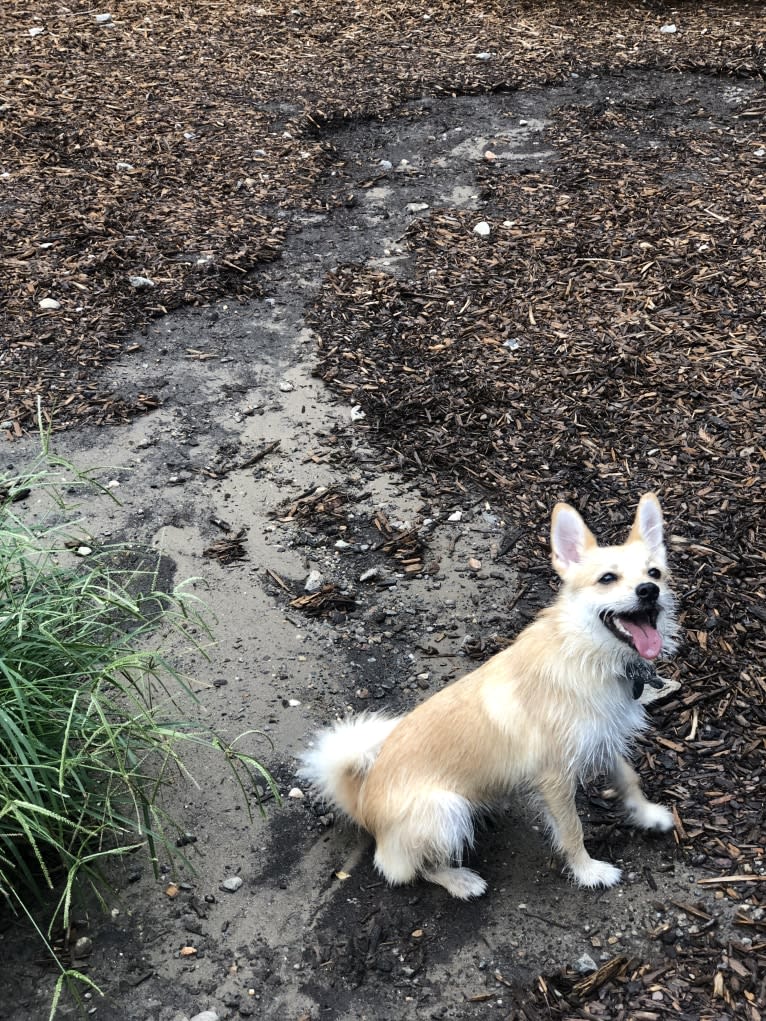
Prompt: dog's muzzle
<box><xmin>599</xmin><ymin>602</ymin><xmax>664</xmax><ymax>661</ymax></box>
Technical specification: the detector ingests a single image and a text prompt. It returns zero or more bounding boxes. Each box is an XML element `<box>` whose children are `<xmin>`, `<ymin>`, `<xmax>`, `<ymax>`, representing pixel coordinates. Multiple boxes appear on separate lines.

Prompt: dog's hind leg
<box><xmin>374</xmin><ymin>790</ymin><xmax>483</xmax><ymax>898</ymax></box>
<box><xmin>373</xmin><ymin>833</ymin><xmax>420</xmax><ymax>886</ymax></box>
<box><xmin>612</xmin><ymin>756</ymin><xmax>675</xmax><ymax>832</ymax></box>
<box><xmin>421</xmin><ymin>866</ymin><xmax>487</xmax><ymax>899</ymax></box>
<box><xmin>536</xmin><ymin>774</ymin><xmax>622</xmax><ymax>888</ymax></box>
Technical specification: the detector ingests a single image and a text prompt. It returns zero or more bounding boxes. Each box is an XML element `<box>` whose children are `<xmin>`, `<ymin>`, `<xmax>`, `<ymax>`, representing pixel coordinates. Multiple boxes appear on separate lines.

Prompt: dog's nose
<box><xmin>636</xmin><ymin>582</ymin><xmax>660</xmax><ymax>603</ymax></box>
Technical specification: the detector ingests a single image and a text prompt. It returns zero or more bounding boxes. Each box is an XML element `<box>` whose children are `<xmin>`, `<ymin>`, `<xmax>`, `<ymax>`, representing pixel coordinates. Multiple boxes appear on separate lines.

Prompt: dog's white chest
<box><xmin>570</xmin><ymin>696</ymin><xmax>645</xmax><ymax>775</ymax></box>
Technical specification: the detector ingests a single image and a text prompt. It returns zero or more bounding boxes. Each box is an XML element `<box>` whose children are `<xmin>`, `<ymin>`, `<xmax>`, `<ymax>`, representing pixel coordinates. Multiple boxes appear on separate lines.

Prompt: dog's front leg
<box><xmin>612</xmin><ymin>756</ymin><xmax>675</xmax><ymax>832</ymax></box>
<box><xmin>537</xmin><ymin>774</ymin><xmax>622</xmax><ymax>888</ymax></box>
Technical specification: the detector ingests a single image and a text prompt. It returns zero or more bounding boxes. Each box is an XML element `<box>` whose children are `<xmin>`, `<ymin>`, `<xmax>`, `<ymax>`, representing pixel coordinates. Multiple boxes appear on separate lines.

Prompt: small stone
<box><xmin>95</xmin><ymin>12</ymin><xmax>113</xmax><ymax>23</ymax></box>
<box><xmin>288</xmin><ymin>787</ymin><xmax>304</xmax><ymax>799</ymax></box>
<box><xmin>128</xmin><ymin>275</ymin><xmax>155</xmax><ymax>289</ymax></box>
<box><xmin>659</xmin><ymin>23</ymin><xmax>677</xmax><ymax>33</ymax></box>
<box><xmin>75</xmin><ymin>546</ymin><xmax>93</xmax><ymax>557</ymax></box>
<box><xmin>74</xmin><ymin>936</ymin><xmax>93</xmax><ymax>958</ymax></box>
<box><xmin>116</xmin><ymin>161</ymin><xmax>134</xmax><ymax>171</ymax></box>
<box><xmin>304</xmin><ymin>570</ymin><xmax>323</xmax><ymax>593</ymax></box>
<box><xmin>219</xmin><ymin>876</ymin><xmax>243</xmax><ymax>893</ymax></box>
<box><xmin>475</xmin><ymin>51</ymin><xmax>493</xmax><ymax>60</ymax></box>
<box><xmin>575</xmin><ymin>953</ymin><xmax>597</xmax><ymax>974</ymax></box>
<box><xmin>189</xmin><ymin>1012</ymin><xmax>219</xmax><ymax>1021</ymax></box>
<box><xmin>378</xmin><ymin>159</ymin><xmax>393</xmax><ymax>171</ymax></box>
<box><xmin>39</xmin><ymin>298</ymin><xmax>61</xmax><ymax>310</ymax></box>
<box><xmin>287</xmin><ymin>698</ymin><xmax>301</xmax><ymax>707</ymax></box>
<box><xmin>405</xmin><ymin>202</ymin><xmax>430</xmax><ymax>213</ymax></box>
<box><xmin>359</xmin><ymin>567</ymin><xmax>381</xmax><ymax>583</ymax></box>
<box><xmin>467</xmin><ymin>557</ymin><xmax>482</xmax><ymax>572</ymax></box>
<box><xmin>473</xmin><ymin>221</ymin><xmax>491</xmax><ymax>238</ymax></box>
<box><xmin>29</xmin><ymin>26</ymin><xmax>44</xmax><ymax>36</ymax></box>
<box><xmin>484</xmin><ymin>150</ymin><xmax>496</xmax><ymax>161</ymax></box>
<box><xmin>447</xmin><ymin>510</ymin><xmax>463</xmax><ymax>522</ymax></box>
<box><xmin>279</xmin><ymin>380</ymin><xmax>295</xmax><ymax>392</ymax></box>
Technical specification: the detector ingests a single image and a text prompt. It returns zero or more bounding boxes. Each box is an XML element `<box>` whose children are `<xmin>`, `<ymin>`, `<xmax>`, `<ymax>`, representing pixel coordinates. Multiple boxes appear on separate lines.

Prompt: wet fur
<box><xmin>299</xmin><ymin>493</ymin><xmax>678</xmax><ymax>898</ymax></box>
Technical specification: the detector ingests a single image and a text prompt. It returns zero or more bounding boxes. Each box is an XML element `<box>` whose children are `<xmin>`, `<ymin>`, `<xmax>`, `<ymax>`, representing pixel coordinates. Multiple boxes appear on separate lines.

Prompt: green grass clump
<box><xmin>0</xmin><ymin>451</ymin><xmax>276</xmax><ymax>1013</ymax></box>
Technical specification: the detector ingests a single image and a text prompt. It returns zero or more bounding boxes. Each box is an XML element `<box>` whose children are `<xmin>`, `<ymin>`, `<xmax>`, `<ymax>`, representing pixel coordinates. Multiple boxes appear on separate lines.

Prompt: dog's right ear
<box><xmin>551</xmin><ymin>503</ymin><xmax>597</xmax><ymax>576</ymax></box>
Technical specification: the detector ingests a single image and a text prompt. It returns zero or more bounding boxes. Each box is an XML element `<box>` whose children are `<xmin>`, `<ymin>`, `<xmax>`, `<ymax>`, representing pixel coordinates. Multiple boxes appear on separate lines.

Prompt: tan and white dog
<box><xmin>299</xmin><ymin>493</ymin><xmax>678</xmax><ymax>898</ymax></box>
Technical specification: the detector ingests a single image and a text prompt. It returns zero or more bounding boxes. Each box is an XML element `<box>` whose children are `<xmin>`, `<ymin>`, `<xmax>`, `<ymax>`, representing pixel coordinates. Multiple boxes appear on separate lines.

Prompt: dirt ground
<box><xmin>2</xmin><ymin>6</ymin><xmax>765</xmax><ymax>1021</ymax></box>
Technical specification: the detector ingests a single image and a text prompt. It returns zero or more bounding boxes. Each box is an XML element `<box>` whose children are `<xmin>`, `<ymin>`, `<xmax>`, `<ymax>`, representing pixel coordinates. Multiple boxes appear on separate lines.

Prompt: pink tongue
<box><xmin>619</xmin><ymin>618</ymin><xmax>662</xmax><ymax>660</ymax></box>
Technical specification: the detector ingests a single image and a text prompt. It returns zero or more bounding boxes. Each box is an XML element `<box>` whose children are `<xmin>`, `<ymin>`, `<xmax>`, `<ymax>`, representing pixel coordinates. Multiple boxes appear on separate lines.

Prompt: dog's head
<box><xmin>550</xmin><ymin>493</ymin><xmax>677</xmax><ymax>662</ymax></box>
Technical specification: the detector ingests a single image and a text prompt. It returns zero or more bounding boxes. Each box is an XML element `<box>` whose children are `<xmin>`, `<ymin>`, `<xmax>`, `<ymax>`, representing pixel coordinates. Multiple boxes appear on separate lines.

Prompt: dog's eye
<box><xmin>598</xmin><ymin>572</ymin><xmax>618</xmax><ymax>585</ymax></box>
<box><xmin>648</xmin><ymin>567</ymin><xmax>662</xmax><ymax>580</ymax></box>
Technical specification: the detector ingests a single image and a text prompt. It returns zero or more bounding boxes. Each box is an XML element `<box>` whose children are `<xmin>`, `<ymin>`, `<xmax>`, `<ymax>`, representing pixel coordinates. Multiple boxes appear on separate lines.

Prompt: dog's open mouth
<box><xmin>600</xmin><ymin>608</ymin><xmax>662</xmax><ymax>661</ymax></box>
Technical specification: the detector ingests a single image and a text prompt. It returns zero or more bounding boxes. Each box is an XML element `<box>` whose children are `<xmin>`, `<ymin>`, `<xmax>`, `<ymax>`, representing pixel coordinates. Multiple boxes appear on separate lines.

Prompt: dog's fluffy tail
<box><xmin>298</xmin><ymin>713</ymin><xmax>402</xmax><ymax>822</ymax></box>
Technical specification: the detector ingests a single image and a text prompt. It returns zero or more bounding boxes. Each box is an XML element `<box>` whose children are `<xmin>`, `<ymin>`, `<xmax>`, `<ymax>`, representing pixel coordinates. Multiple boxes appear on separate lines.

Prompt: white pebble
<box><xmin>304</xmin><ymin>570</ymin><xmax>323</xmax><ymax>593</ymax></box>
<box><xmin>288</xmin><ymin>787</ymin><xmax>304</xmax><ymax>799</ymax></box>
<box><xmin>39</xmin><ymin>298</ymin><xmax>61</xmax><ymax>310</ymax></box>
<box><xmin>473</xmin><ymin>221</ymin><xmax>491</xmax><ymax>238</ymax></box>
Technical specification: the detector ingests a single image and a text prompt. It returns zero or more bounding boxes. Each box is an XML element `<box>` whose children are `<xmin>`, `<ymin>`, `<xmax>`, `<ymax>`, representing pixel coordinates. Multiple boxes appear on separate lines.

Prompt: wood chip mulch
<box><xmin>3</xmin><ymin>1</ymin><xmax>764</xmax><ymax>431</ymax></box>
<box><xmin>202</xmin><ymin>527</ymin><xmax>249</xmax><ymax>566</ymax></box>
<box><xmin>308</xmin><ymin>54</ymin><xmax>765</xmax><ymax>1021</ymax></box>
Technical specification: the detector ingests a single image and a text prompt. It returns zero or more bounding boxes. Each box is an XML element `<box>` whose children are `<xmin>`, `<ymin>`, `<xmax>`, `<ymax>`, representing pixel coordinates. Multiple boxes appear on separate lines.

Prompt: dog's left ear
<box><xmin>551</xmin><ymin>503</ymin><xmax>597</xmax><ymax>576</ymax></box>
<box><xmin>628</xmin><ymin>492</ymin><xmax>665</xmax><ymax>555</ymax></box>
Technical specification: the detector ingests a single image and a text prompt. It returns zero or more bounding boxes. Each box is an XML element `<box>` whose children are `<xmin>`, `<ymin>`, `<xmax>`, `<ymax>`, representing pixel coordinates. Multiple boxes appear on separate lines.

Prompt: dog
<box><xmin>299</xmin><ymin>493</ymin><xmax>678</xmax><ymax>899</ymax></box>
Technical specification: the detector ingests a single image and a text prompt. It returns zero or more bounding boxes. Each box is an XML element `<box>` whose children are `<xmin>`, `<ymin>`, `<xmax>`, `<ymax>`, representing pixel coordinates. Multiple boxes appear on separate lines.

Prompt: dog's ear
<box><xmin>628</xmin><ymin>492</ymin><xmax>665</xmax><ymax>554</ymax></box>
<box><xmin>551</xmin><ymin>503</ymin><xmax>597</xmax><ymax>576</ymax></box>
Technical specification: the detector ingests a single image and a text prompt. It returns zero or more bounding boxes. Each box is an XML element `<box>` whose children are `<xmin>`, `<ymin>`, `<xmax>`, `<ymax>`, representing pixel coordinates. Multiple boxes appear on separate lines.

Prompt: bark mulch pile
<box><xmin>310</xmin><ymin>72</ymin><xmax>766</xmax><ymax>1021</ymax></box>
<box><xmin>2</xmin><ymin>0</ymin><xmax>764</xmax><ymax>430</ymax></box>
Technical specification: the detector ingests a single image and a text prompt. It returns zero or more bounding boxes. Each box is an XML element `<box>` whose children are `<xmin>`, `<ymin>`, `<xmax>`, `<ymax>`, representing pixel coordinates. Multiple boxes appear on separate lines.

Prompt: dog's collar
<box><xmin>623</xmin><ymin>660</ymin><xmax>664</xmax><ymax>700</ymax></box>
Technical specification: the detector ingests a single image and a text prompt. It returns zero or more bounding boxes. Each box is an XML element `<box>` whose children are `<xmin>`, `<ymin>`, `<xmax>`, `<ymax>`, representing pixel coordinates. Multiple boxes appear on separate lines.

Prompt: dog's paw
<box><xmin>570</xmin><ymin>858</ymin><xmax>622</xmax><ymax>889</ymax></box>
<box><xmin>424</xmin><ymin>866</ymin><xmax>488</xmax><ymax>900</ymax></box>
<box><xmin>630</xmin><ymin>801</ymin><xmax>675</xmax><ymax>832</ymax></box>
